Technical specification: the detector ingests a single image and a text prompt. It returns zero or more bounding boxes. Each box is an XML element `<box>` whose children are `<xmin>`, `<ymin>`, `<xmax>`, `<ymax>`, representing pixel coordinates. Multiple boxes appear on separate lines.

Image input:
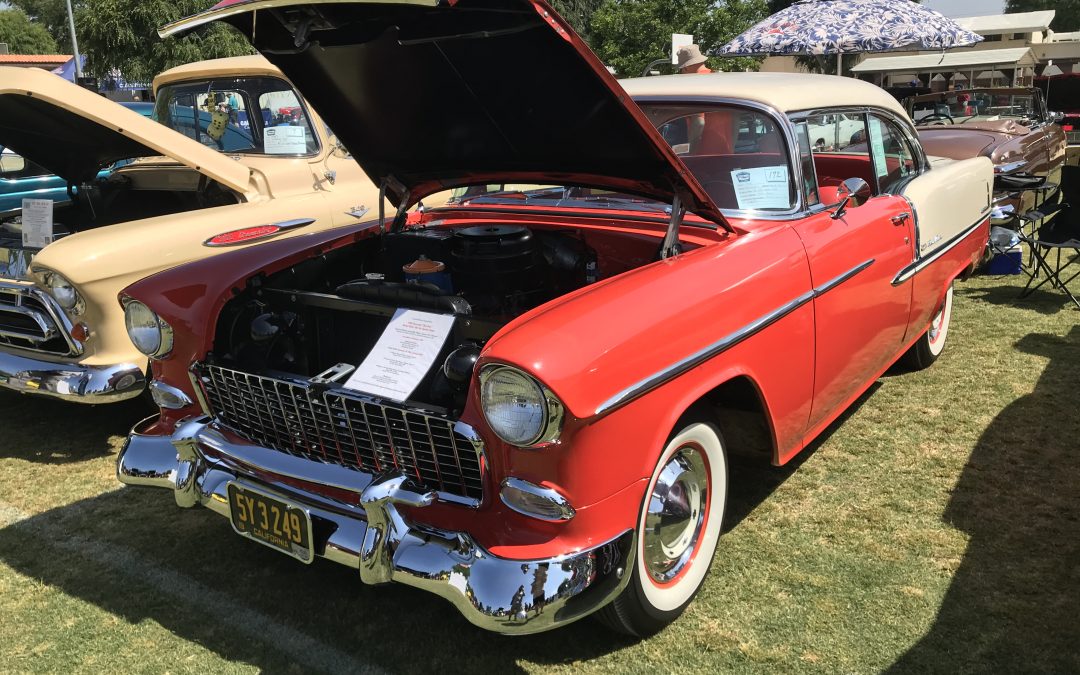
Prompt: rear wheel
<box><xmin>901</xmin><ymin>283</ymin><xmax>953</xmax><ymax>370</ymax></box>
<box><xmin>597</xmin><ymin>421</ymin><xmax>728</xmax><ymax>637</ymax></box>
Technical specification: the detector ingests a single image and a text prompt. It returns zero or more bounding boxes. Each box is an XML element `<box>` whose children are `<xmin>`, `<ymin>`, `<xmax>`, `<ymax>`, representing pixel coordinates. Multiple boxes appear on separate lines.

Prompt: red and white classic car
<box><xmin>116</xmin><ymin>0</ymin><xmax>992</xmax><ymax>636</ymax></box>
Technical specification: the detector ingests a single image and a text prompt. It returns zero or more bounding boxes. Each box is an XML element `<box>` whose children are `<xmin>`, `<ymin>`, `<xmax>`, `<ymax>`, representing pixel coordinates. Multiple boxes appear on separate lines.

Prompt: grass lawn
<box><xmin>0</xmin><ymin>273</ymin><xmax>1077</xmax><ymax>674</ymax></box>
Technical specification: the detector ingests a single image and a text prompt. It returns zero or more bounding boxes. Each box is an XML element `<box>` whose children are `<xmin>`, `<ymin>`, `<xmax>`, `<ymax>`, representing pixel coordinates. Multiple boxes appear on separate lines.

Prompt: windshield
<box><xmin>445</xmin><ymin>103</ymin><xmax>795</xmax><ymax>215</ymax></box>
<box><xmin>910</xmin><ymin>90</ymin><xmax>1038</xmax><ymax>125</ymax></box>
<box><xmin>153</xmin><ymin>76</ymin><xmax>319</xmax><ymax>155</ymax></box>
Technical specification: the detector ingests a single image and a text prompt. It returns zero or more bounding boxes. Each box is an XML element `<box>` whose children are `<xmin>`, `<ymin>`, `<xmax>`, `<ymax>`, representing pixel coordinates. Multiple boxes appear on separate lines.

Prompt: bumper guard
<box><xmin>117</xmin><ymin>416</ymin><xmax>634</xmax><ymax>634</ymax></box>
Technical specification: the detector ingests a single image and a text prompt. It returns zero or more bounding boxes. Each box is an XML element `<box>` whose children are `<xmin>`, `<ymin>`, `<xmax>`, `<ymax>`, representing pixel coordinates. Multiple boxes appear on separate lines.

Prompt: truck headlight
<box><xmin>123</xmin><ymin>298</ymin><xmax>173</xmax><ymax>358</ymax></box>
<box><xmin>42</xmin><ymin>271</ymin><xmax>83</xmax><ymax>314</ymax></box>
<box><xmin>479</xmin><ymin>365</ymin><xmax>564</xmax><ymax>447</ymax></box>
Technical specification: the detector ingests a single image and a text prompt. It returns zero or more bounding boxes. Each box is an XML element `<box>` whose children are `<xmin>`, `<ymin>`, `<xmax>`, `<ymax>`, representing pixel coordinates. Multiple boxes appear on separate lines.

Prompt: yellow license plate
<box><xmin>227</xmin><ymin>483</ymin><xmax>314</xmax><ymax>563</ymax></box>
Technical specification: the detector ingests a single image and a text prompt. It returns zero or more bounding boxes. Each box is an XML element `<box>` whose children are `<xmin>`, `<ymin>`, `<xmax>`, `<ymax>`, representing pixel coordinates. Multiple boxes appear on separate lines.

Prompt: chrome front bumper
<box><xmin>117</xmin><ymin>416</ymin><xmax>634</xmax><ymax>635</ymax></box>
<box><xmin>0</xmin><ymin>349</ymin><xmax>145</xmax><ymax>403</ymax></box>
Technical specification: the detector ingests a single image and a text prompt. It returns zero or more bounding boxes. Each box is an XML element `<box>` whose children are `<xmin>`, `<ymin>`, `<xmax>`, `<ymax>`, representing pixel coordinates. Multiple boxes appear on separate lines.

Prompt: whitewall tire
<box><xmin>598</xmin><ymin>421</ymin><xmax>728</xmax><ymax>636</ymax></box>
<box><xmin>901</xmin><ymin>283</ymin><xmax>954</xmax><ymax>370</ymax></box>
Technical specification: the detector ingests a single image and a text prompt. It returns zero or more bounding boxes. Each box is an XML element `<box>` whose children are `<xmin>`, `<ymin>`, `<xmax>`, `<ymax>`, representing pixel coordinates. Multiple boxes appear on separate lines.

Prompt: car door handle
<box><xmin>891</xmin><ymin>212</ymin><xmax>911</xmax><ymax>226</ymax></box>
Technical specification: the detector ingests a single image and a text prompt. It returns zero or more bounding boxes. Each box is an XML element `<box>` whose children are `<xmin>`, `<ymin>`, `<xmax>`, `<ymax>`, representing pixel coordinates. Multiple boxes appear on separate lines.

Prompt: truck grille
<box><xmin>0</xmin><ymin>284</ymin><xmax>75</xmax><ymax>355</ymax></box>
<box><xmin>197</xmin><ymin>364</ymin><xmax>485</xmax><ymax>502</ymax></box>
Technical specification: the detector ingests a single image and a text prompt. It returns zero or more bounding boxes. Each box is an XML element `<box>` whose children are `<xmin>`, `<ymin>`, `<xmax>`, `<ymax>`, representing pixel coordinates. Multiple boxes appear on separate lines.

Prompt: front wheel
<box><xmin>597</xmin><ymin>421</ymin><xmax>728</xmax><ymax>637</ymax></box>
<box><xmin>900</xmin><ymin>283</ymin><xmax>954</xmax><ymax>370</ymax></box>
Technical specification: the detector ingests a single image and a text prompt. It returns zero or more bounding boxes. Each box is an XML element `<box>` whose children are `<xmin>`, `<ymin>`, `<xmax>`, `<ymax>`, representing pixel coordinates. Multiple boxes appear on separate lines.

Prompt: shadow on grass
<box><xmin>958</xmin><ymin>275</ymin><xmax>1078</xmax><ymax>315</ymax></box>
<box><xmin>724</xmin><ymin>383</ymin><xmax>882</xmax><ymax>532</ymax></box>
<box><xmin>0</xmin><ymin>487</ymin><xmax>638</xmax><ymax>674</ymax></box>
<box><xmin>0</xmin><ymin>391</ymin><xmax>148</xmax><ymax>463</ymax></box>
<box><xmin>890</xmin><ymin>325</ymin><xmax>1080</xmax><ymax>673</ymax></box>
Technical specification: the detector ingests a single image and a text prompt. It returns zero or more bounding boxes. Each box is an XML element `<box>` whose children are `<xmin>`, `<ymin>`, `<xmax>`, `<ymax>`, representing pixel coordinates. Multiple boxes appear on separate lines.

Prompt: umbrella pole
<box><xmin>837</xmin><ymin>52</ymin><xmax>842</xmax><ymax>77</ymax></box>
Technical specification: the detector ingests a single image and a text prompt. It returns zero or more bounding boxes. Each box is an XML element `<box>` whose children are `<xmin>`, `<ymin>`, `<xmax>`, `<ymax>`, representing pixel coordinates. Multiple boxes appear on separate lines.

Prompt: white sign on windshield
<box><xmin>730</xmin><ymin>165</ymin><xmax>789</xmax><ymax>210</ymax></box>
<box><xmin>263</xmin><ymin>126</ymin><xmax>307</xmax><ymax>155</ymax></box>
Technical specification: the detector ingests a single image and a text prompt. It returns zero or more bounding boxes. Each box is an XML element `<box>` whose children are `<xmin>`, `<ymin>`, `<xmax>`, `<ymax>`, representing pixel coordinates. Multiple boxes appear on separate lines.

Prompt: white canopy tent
<box><xmin>851</xmin><ymin>47</ymin><xmax>1037</xmax><ymax>88</ymax></box>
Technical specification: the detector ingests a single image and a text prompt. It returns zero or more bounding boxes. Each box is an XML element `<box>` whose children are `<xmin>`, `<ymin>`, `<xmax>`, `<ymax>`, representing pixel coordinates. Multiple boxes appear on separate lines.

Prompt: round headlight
<box><xmin>44</xmin><ymin>272</ymin><xmax>81</xmax><ymax>313</ymax></box>
<box><xmin>480</xmin><ymin>365</ymin><xmax>563</xmax><ymax>447</ymax></box>
<box><xmin>124</xmin><ymin>299</ymin><xmax>172</xmax><ymax>358</ymax></box>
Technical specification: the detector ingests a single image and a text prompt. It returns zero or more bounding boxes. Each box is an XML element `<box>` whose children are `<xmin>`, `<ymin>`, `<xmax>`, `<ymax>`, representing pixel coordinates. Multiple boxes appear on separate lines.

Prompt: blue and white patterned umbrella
<box><xmin>715</xmin><ymin>0</ymin><xmax>983</xmax><ymax>57</ymax></box>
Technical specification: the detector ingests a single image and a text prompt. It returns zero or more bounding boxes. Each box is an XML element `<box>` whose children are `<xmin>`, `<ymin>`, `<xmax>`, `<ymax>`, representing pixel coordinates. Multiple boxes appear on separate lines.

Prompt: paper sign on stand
<box><xmin>21</xmin><ymin>199</ymin><xmax>54</xmax><ymax>249</ymax></box>
<box><xmin>343</xmin><ymin>309</ymin><xmax>455</xmax><ymax>401</ymax></box>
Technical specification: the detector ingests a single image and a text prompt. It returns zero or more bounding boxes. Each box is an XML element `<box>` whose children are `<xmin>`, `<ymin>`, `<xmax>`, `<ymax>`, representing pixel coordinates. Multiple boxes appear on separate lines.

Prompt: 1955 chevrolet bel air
<box><xmin>116</xmin><ymin>0</ymin><xmax>993</xmax><ymax>636</ymax></box>
<box><xmin>0</xmin><ymin>56</ymin><xmax>383</xmax><ymax>403</ymax></box>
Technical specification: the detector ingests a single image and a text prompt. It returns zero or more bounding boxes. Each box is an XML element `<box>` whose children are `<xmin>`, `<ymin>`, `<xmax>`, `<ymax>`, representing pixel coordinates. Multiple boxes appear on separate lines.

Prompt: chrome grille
<box><xmin>197</xmin><ymin>364</ymin><xmax>484</xmax><ymax>502</ymax></box>
<box><xmin>0</xmin><ymin>284</ymin><xmax>74</xmax><ymax>355</ymax></box>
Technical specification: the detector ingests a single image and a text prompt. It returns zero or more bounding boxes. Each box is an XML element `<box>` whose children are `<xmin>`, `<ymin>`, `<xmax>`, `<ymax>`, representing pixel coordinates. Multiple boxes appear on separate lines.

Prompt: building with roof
<box><xmin>0</xmin><ymin>54</ymin><xmax>73</xmax><ymax>70</ymax></box>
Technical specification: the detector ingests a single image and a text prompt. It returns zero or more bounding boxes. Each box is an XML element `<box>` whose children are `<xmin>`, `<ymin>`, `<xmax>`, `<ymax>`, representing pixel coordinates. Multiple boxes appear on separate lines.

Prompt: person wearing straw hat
<box><xmin>676</xmin><ymin>44</ymin><xmax>712</xmax><ymax>74</ymax></box>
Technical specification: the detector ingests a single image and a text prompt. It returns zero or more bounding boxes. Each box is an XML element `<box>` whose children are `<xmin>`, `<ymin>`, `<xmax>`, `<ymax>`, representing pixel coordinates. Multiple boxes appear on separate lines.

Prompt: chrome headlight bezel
<box><xmin>479</xmin><ymin>364</ymin><xmax>564</xmax><ymax>448</ymax></box>
<box><xmin>123</xmin><ymin>297</ymin><xmax>173</xmax><ymax>359</ymax></box>
<box><xmin>40</xmin><ymin>270</ymin><xmax>84</xmax><ymax>315</ymax></box>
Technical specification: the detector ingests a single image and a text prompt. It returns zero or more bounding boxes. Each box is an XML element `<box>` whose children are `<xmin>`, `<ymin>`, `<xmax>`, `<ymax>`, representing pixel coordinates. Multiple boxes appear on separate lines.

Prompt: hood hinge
<box><xmin>660</xmin><ymin>195</ymin><xmax>685</xmax><ymax>259</ymax></box>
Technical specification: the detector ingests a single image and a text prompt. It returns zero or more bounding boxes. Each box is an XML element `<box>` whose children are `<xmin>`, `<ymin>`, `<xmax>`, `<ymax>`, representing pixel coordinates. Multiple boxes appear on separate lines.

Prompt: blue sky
<box><xmin>923</xmin><ymin>0</ymin><xmax>1007</xmax><ymax>18</ymax></box>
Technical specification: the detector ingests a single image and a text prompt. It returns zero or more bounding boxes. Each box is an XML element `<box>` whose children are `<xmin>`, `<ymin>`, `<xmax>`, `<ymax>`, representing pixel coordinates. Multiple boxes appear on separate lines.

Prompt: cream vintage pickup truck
<box><xmin>0</xmin><ymin>56</ymin><xmax>388</xmax><ymax>404</ymax></box>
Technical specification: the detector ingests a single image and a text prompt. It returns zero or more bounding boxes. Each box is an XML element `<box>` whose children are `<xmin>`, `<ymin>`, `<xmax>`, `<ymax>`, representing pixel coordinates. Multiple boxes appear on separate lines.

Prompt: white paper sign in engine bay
<box><xmin>342</xmin><ymin>308</ymin><xmax>455</xmax><ymax>401</ymax></box>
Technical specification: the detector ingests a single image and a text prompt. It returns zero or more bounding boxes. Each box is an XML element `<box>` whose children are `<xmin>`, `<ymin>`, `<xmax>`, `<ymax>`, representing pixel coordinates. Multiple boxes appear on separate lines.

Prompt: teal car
<box><xmin>0</xmin><ymin>101</ymin><xmax>153</xmax><ymax>215</ymax></box>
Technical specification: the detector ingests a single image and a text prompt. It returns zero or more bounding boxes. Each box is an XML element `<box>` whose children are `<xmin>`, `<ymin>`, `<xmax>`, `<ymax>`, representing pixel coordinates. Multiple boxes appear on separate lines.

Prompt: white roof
<box><xmin>850</xmin><ymin>47</ymin><xmax>1035</xmax><ymax>74</ymax></box>
<box><xmin>620</xmin><ymin>72</ymin><xmax>908</xmax><ymax>119</ymax></box>
<box><xmin>954</xmin><ymin>10</ymin><xmax>1054</xmax><ymax>35</ymax></box>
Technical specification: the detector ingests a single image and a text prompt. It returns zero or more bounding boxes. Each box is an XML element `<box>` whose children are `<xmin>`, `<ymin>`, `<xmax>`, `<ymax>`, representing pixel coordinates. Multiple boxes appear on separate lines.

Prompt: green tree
<box><xmin>1006</xmin><ymin>0</ymin><xmax>1080</xmax><ymax>32</ymax></box>
<box><xmin>74</xmin><ymin>0</ymin><xmax>253</xmax><ymax>83</ymax></box>
<box><xmin>550</xmin><ymin>0</ymin><xmax>605</xmax><ymax>39</ymax></box>
<box><xmin>5</xmin><ymin>0</ymin><xmax>73</xmax><ymax>48</ymax></box>
<box><xmin>589</xmin><ymin>0</ymin><xmax>767</xmax><ymax>78</ymax></box>
<box><xmin>0</xmin><ymin>8</ymin><xmax>60</xmax><ymax>54</ymax></box>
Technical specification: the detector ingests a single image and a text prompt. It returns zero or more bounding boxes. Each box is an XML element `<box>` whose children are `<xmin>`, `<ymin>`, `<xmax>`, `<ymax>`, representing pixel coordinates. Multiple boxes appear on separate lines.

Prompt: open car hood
<box><xmin>0</xmin><ymin>67</ymin><xmax>253</xmax><ymax>193</ymax></box>
<box><xmin>161</xmin><ymin>0</ymin><xmax>728</xmax><ymax>227</ymax></box>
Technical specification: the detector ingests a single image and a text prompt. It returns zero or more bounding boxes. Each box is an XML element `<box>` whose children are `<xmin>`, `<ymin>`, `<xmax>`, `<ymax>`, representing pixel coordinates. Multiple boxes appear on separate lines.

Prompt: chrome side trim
<box><xmin>595</xmin><ymin>259</ymin><xmax>875</xmax><ymax>416</ymax></box>
<box><xmin>203</xmin><ymin>218</ymin><xmax>317</xmax><ymax>247</ymax></box>
<box><xmin>891</xmin><ymin>215</ymin><xmax>987</xmax><ymax>286</ymax></box>
<box><xmin>500</xmin><ymin>477</ymin><xmax>576</xmax><ymax>522</ymax></box>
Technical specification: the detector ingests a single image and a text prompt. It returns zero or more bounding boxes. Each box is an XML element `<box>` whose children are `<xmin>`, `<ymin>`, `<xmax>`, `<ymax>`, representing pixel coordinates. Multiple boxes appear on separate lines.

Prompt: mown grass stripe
<box><xmin>0</xmin><ymin>498</ymin><xmax>385</xmax><ymax>675</ymax></box>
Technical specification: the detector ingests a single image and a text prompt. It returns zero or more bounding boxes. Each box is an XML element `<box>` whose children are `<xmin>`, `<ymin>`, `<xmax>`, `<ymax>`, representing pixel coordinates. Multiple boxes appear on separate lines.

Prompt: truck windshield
<box><xmin>153</xmin><ymin>76</ymin><xmax>319</xmax><ymax>156</ymax></box>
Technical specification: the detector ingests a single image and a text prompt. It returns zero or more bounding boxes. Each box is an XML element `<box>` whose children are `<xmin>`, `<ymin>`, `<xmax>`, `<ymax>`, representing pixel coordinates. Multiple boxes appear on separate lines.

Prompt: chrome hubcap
<box><xmin>644</xmin><ymin>446</ymin><xmax>709</xmax><ymax>584</ymax></box>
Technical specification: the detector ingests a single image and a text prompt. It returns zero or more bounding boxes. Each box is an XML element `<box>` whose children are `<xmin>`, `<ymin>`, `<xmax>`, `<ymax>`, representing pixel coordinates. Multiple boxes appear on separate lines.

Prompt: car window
<box><xmin>642</xmin><ymin>103</ymin><xmax>796</xmax><ymax>212</ymax></box>
<box><xmin>802</xmin><ymin>112</ymin><xmax>878</xmax><ymax>199</ymax></box>
<box><xmin>154</xmin><ymin>76</ymin><xmax>319</xmax><ymax>156</ymax></box>
<box><xmin>867</xmin><ymin>114</ymin><xmax>918</xmax><ymax>193</ymax></box>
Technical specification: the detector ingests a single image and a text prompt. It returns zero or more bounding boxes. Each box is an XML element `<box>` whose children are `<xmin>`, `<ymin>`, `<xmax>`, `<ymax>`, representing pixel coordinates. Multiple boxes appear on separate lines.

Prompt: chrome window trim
<box><xmin>594</xmin><ymin>258</ymin><xmax>875</xmax><ymax>417</ymax></box>
<box><xmin>891</xmin><ymin>215</ymin><xmax>987</xmax><ymax>286</ymax></box>
<box><xmin>787</xmin><ymin>105</ymin><xmax>931</xmax><ymax>179</ymax></box>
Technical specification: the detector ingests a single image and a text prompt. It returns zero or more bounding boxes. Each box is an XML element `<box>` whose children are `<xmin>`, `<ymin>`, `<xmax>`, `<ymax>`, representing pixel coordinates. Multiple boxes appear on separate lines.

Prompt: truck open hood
<box><xmin>160</xmin><ymin>0</ymin><xmax>729</xmax><ymax>228</ymax></box>
<box><xmin>0</xmin><ymin>67</ymin><xmax>254</xmax><ymax>193</ymax></box>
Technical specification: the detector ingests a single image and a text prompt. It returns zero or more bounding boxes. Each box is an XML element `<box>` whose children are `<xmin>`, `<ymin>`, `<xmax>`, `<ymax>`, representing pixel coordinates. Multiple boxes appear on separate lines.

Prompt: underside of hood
<box><xmin>161</xmin><ymin>0</ymin><xmax>728</xmax><ymax>228</ymax></box>
<box><xmin>0</xmin><ymin>67</ymin><xmax>253</xmax><ymax>193</ymax></box>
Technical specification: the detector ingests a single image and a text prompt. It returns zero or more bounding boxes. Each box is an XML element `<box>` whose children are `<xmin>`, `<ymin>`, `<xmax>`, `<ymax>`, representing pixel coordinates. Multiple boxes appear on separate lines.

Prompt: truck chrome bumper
<box><xmin>117</xmin><ymin>416</ymin><xmax>634</xmax><ymax>634</ymax></box>
<box><xmin>0</xmin><ymin>350</ymin><xmax>144</xmax><ymax>403</ymax></box>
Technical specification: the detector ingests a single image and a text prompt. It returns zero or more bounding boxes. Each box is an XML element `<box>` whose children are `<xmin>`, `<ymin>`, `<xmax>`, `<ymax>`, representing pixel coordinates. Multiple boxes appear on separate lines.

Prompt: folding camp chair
<box><xmin>1018</xmin><ymin>217</ymin><xmax>1080</xmax><ymax>309</ymax></box>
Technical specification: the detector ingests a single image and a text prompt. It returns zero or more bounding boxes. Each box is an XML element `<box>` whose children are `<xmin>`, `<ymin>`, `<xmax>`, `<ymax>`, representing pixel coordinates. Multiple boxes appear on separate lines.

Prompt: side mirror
<box><xmin>1050</xmin><ymin>110</ymin><xmax>1065</xmax><ymax>125</ymax></box>
<box><xmin>831</xmin><ymin>177</ymin><xmax>871</xmax><ymax>219</ymax></box>
<box><xmin>0</xmin><ymin>152</ymin><xmax>26</xmax><ymax>176</ymax></box>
